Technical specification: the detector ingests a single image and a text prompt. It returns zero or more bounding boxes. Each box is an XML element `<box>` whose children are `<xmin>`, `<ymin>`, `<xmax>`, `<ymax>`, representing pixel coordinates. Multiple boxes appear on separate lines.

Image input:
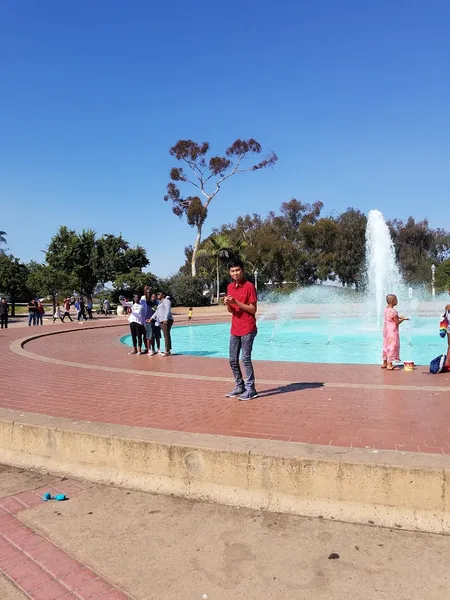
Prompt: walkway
<box><xmin>1</xmin><ymin>318</ymin><xmax>449</xmax><ymax>454</ymax></box>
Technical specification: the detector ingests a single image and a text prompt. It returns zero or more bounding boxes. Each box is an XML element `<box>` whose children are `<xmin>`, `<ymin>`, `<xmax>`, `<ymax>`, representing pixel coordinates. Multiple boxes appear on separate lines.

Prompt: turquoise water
<box><xmin>120</xmin><ymin>317</ymin><xmax>446</xmax><ymax>365</ymax></box>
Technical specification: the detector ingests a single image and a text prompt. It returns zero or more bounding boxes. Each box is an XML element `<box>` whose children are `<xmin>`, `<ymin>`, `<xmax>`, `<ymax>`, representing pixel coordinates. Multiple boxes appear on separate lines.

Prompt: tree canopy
<box><xmin>164</xmin><ymin>138</ymin><xmax>277</xmax><ymax>277</ymax></box>
<box><xmin>46</xmin><ymin>227</ymin><xmax>149</xmax><ymax>298</ymax></box>
<box><xmin>182</xmin><ymin>202</ymin><xmax>450</xmax><ymax>292</ymax></box>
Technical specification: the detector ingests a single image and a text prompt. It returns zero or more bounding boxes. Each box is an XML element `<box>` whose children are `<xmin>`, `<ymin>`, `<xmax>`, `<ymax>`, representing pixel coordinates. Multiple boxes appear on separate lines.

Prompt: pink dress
<box><xmin>382</xmin><ymin>307</ymin><xmax>400</xmax><ymax>362</ymax></box>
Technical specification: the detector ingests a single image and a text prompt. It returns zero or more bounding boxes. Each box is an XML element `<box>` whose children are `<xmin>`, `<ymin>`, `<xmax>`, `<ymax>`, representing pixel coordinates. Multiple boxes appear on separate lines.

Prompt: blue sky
<box><xmin>1</xmin><ymin>0</ymin><xmax>449</xmax><ymax>277</ymax></box>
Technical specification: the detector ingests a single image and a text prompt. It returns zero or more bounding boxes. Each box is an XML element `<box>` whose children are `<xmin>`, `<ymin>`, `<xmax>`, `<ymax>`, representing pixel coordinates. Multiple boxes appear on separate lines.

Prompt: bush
<box><xmin>167</xmin><ymin>275</ymin><xmax>209</xmax><ymax>307</ymax></box>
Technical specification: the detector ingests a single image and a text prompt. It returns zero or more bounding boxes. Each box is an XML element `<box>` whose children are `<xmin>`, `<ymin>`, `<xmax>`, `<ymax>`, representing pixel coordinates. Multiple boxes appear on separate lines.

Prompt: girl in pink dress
<box><xmin>382</xmin><ymin>294</ymin><xmax>409</xmax><ymax>370</ymax></box>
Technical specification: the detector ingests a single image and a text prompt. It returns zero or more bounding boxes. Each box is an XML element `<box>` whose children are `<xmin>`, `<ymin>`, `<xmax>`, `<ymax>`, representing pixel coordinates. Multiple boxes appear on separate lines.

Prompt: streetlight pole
<box><xmin>431</xmin><ymin>264</ymin><xmax>436</xmax><ymax>298</ymax></box>
<box><xmin>254</xmin><ymin>269</ymin><xmax>258</xmax><ymax>291</ymax></box>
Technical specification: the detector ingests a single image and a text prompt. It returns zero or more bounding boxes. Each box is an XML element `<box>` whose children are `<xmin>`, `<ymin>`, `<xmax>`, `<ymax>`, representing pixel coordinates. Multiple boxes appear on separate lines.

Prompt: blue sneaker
<box><xmin>238</xmin><ymin>390</ymin><xmax>258</xmax><ymax>401</ymax></box>
<box><xmin>225</xmin><ymin>388</ymin><xmax>244</xmax><ymax>398</ymax></box>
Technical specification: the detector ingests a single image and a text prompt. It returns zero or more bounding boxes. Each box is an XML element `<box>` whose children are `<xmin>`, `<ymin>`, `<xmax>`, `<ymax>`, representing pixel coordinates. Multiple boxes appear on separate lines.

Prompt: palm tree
<box><xmin>198</xmin><ymin>234</ymin><xmax>246</xmax><ymax>303</ymax></box>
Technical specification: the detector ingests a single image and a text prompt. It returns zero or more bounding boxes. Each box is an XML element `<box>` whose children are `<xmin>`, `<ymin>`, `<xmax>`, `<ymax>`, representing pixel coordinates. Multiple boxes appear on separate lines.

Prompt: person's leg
<box><xmin>165</xmin><ymin>319</ymin><xmax>174</xmax><ymax>353</ymax></box>
<box><xmin>28</xmin><ymin>313</ymin><xmax>33</xmax><ymax>326</ymax></box>
<box><xmin>0</xmin><ymin>315</ymin><xmax>4</xmax><ymax>329</ymax></box>
<box><xmin>67</xmin><ymin>311</ymin><xmax>73</xmax><ymax>322</ymax></box>
<box><xmin>227</xmin><ymin>335</ymin><xmax>244</xmax><ymax>395</ymax></box>
<box><xmin>32</xmin><ymin>313</ymin><xmax>37</xmax><ymax>326</ymax></box>
<box><xmin>129</xmin><ymin>322</ymin><xmax>138</xmax><ymax>353</ymax></box>
<box><xmin>137</xmin><ymin>325</ymin><xmax>144</xmax><ymax>353</ymax></box>
<box><xmin>153</xmin><ymin>325</ymin><xmax>161</xmax><ymax>352</ymax></box>
<box><xmin>4</xmin><ymin>314</ymin><xmax>7</xmax><ymax>329</ymax></box>
<box><xmin>160</xmin><ymin>322</ymin><xmax>170</xmax><ymax>354</ymax></box>
<box><xmin>240</xmin><ymin>332</ymin><xmax>257</xmax><ymax>395</ymax></box>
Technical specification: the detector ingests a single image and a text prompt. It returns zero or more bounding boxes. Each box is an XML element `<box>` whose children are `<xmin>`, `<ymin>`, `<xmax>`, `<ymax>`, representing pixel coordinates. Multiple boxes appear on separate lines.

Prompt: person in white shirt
<box><xmin>53</xmin><ymin>303</ymin><xmax>64</xmax><ymax>323</ymax></box>
<box><xmin>152</xmin><ymin>292</ymin><xmax>174</xmax><ymax>356</ymax></box>
<box><xmin>119</xmin><ymin>294</ymin><xmax>147</xmax><ymax>355</ymax></box>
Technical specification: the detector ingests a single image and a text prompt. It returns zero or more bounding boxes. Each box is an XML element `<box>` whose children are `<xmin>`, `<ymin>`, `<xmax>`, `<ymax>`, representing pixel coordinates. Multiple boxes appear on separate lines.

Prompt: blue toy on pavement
<box><xmin>42</xmin><ymin>492</ymin><xmax>66</xmax><ymax>502</ymax></box>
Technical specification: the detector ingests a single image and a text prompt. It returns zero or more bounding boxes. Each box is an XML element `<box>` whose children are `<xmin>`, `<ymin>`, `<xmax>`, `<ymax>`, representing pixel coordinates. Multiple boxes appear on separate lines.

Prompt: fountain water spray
<box><xmin>365</xmin><ymin>209</ymin><xmax>402</xmax><ymax>324</ymax></box>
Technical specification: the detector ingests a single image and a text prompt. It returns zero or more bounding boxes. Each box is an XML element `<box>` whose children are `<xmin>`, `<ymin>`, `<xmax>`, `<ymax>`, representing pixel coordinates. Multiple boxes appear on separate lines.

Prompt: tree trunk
<box><xmin>216</xmin><ymin>256</ymin><xmax>220</xmax><ymax>304</ymax></box>
<box><xmin>10</xmin><ymin>295</ymin><xmax>15</xmax><ymax>317</ymax></box>
<box><xmin>191</xmin><ymin>225</ymin><xmax>202</xmax><ymax>277</ymax></box>
<box><xmin>52</xmin><ymin>293</ymin><xmax>57</xmax><ymax>315</ymax></box>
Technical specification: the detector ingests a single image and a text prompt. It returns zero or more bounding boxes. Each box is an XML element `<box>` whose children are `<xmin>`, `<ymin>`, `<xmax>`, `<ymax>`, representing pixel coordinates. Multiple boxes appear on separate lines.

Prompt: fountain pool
<box><xmin>121</xmin><ymin>316</ymin><xmax>445</xmax><ymax>365</ymax></box>
<box><xmin>121</xmin><ymin>209</ymin><xmax>447</xmax><ymax>366</ymax></box>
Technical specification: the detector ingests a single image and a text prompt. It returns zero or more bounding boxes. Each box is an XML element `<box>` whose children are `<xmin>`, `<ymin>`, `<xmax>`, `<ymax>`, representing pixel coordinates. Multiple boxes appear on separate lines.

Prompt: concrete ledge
<box><xmin>0</xmin><ymin>408</ymin><xmax>449</xmax><ymax>534</ymax></box>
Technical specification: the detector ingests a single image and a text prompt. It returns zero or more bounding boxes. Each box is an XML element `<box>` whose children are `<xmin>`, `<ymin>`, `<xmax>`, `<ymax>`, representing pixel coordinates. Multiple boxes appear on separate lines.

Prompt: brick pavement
<box><xmin>0</xmin><ymin>477</ymin><xmax>129</xmax><ymax>599</ymax></box>
<box><xmin>1</xmin><ymin>319</ymin><xmax>450</xmax><ymax>454</ymax></box>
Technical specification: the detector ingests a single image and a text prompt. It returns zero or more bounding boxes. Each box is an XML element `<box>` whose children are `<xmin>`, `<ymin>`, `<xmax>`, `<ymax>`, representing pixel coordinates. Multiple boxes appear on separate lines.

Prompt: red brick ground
<box><xmin>0</xmin><ymin>477</ymin><xmax>128</xmax><ymax>599</ymax></box>
<box><xmin>1</xmin><ymin>319</ymin><xmax>450</xmax><ymax>454</ymax></box>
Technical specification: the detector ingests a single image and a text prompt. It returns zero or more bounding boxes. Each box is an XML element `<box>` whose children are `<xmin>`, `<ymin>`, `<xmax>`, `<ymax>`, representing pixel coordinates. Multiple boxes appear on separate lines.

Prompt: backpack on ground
<box><xmin>430</xmin><ymin>354</ymin><xmax>448</xmax><ymax>374</ymax></box>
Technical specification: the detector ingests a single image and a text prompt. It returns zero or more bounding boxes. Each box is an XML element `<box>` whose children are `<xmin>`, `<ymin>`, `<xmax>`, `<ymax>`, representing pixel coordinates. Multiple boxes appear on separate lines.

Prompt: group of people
<box><xmin>27</xmin><ymin>299</ymin><xmax>46</xmax><ymax>326</ymax></box>
<box><xmin>382</xmin><ymin>286</ymin><xmax>450</xmax><ymax>370</ymax></box>
<box><xmin>54</xmin><ymin>297</ymin><xmax>101</xmax><ymax>323</ymax></box>
<box><xmin>120</xmin><ymin>287</ymin><xmax>173</xmax><ymax>357</ymax></box>
<box><xmin>119</xmin><ymin>260</ymin><xmax>259</xmax><ymax>400</ymax></box>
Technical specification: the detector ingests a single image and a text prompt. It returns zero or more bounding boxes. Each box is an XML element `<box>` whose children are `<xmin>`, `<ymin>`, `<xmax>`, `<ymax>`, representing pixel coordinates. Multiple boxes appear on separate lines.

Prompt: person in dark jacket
<box><xmin>0</xmin><ymin>297</ymin><xmax>8</xmax><ymax>329</ymax></box>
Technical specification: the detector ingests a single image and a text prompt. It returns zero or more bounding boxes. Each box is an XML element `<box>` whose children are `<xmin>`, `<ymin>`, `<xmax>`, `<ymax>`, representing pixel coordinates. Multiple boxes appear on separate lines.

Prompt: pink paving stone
<box><xmin>4</xmin><ymin>526</ymin><xmax>39</xmax><ymax>548</ymax></box>
<box><xmin>3</xmin><ymin>557</ymin><xmax>53</xmax><ymax>590</ymax></box>
<box><xmin>15</xmin><ymin>490</ymin><xmax>48</xmax><ymax>508</ymax></box>
<box><xmin>0</xmin><ymin>513</ymin><xmax>25</xmax><ymax>534</ymax></box>
<box><xmin>0</xmin><ymin>496</ymin><xmax>27</xmax><ymax>514</ymax></box>
<box><xmin>37</xmin><ymin>551</ymin><xmax>81</xmax><ymax>579</ymax></box>
<box><xmin>61</xmin><ymin>566</ymin><xmax>98</xmax><ymax>591</ymax></box>
<box><xmin>29</xmin><ymin>579</ymin><xmax>73</xmax><ymax>600</ymax></box>
<box><xmin>28</xmin><ymin>539</ymin><xmax>63</xmax><ymax>561</ymax></box>
<box><xmin>0</xmin><ymin>535</ymin><xmax>17</xmax><ymax>559</ymax></box>
<box><xmin>72</xmin><ymin>578</ymin><xmax>117</xmax><ymax>599</ymax></box>
<box><xmin>52</xmin><ymin>480</ymin><xmax>89</xmax><ymax>497</ymax></box>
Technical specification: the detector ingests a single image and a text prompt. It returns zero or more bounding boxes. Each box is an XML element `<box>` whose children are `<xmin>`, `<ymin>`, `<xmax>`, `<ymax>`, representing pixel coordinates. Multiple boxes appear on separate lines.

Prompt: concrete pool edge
<box><xmin>0</xmin><ymin>408</ymin><xmax>449</xmax><ymax>535</ymax></box>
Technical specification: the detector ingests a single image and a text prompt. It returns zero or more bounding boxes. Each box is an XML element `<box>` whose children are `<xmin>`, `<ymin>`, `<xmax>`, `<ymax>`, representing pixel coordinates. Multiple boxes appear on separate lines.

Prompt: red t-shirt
<box><xmin>227</xmin><ymin>280</ymin><xmax>258</xmax><ymax>337</ymax></box>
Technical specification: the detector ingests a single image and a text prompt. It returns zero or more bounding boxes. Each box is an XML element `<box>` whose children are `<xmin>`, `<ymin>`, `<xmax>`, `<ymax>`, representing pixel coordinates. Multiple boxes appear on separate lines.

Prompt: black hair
<box><xmin>228</xmin><ymin>258</ymin><xmax>244</xmax><ymax>270</ymax></box>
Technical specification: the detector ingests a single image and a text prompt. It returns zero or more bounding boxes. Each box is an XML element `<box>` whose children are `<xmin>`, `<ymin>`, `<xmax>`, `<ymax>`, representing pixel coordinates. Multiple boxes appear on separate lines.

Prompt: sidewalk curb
<box><xmin>0</xmin><ymin>409</ymin><xmax>449</xmax><ymax>534</ymax></box>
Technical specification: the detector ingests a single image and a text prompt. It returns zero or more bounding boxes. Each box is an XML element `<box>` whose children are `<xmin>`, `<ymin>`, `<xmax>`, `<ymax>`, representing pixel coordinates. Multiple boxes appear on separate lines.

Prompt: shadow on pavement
<box><xmin>258</xmin><ymin>381</ymin><xmax>324</xmax><ymax>398</ymax></box>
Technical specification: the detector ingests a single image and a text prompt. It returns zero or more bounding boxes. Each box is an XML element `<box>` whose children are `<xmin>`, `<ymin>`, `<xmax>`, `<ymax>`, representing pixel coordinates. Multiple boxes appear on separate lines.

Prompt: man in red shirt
<box><xmin>224</xmin><ymin>259</ymin><xmax>258</xmax><ymax>400</ymax></box>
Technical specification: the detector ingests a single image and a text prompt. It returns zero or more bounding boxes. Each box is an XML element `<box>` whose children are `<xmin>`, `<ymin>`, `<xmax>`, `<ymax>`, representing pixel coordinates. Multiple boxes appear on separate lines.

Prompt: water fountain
<box><xmin>122</xmin><ymin>209</ymin><xmax>446</xmax><ymax>364</ymax></box>
<box><xmin>365</xmin><ymin>209</ymin><xmax>403</xmax><ymax>325</ymax></box>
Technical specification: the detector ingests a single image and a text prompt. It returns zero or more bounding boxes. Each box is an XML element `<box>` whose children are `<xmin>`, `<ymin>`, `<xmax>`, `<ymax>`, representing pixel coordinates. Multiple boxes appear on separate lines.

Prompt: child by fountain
<box><xmin>382</xmin><ymin>294</ymin><xmax>409</xmax><ymax>370</ymax></box>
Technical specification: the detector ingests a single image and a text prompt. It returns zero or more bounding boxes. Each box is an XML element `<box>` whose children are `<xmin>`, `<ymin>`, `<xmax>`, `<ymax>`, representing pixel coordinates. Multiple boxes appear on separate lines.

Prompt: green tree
<box><xmin>389</xmin><ymin>217</ymin><xmax>435</xmax><ymax>284</ymax></box>
<box><xmin>164</xmin><ymin>138</ymin><xmax>277</xmax><ymax>277</ymax></box>
<box><xmin>435</xmin><ymin>259</ymin><xmax>450</xmax><ymax>292</ymax></box>
<box><xmin>27</xmin><ymin>263</ymin><xmax>74</xmax><ymax>313</ymax></box>
<box><xmin>167</xmin><ymin>274</ymin><xmax>209</xmax><ymax>307</ymax></box>
<box><xmin>46</xmin><ymin>227</ymin><xmax>150</xmax><ymax>298</ymax></box>
<box><xmin>112</xmin><ymin>268</ymin><xmax>157</xmax><ymax>302</ymax></box>
<box><xmin>333</xmin><ymin>208</ymin><xmax>367</xmax><ymax>288</ymax></box>
<box><xmin>0</xmin><ymin>254</ymin><xmax>29</xmax><ymax>316</ymax></box>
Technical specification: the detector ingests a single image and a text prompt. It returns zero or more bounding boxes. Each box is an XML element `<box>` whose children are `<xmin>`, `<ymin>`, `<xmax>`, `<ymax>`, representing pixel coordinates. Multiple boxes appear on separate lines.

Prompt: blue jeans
<box><xmin>28</xmin><ymin>313</ymin><xmax>36</xmax><ymax>326</ymax></box>
<box><xmin>229</xmin><ymin>331</ymin><xmax>257</xmax><ymax>392</ymax></box>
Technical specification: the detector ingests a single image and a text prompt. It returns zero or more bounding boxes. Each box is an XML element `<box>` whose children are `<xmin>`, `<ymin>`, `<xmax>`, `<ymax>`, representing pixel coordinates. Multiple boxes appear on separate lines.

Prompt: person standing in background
<box><xmin>86</xmin><ymin>298</ymin><xmax>93</xmax><ymax>319</ymax></box>
<box><xmin>152</xmin><ymin>292</ymin><xmax>174</xmax><ymax>356</ymax></box>
<box><xmin>36</xmin><ymin>300</ymin><xmax>45</xmax><ymax>325</ymax></box>
<box><xmin>62</xmin><ymin>297</ymin><xmax>73</xmax><ymax>322</ymax></box>
<box><xmin>27</xmin><ymin>298</ymin><xmax>37</xmax><ymax>326</ymax></box>
<box><xmin>0</xmin><ymin>297</ymin><xmax>8</xmax><ymax>329</ymax></box>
